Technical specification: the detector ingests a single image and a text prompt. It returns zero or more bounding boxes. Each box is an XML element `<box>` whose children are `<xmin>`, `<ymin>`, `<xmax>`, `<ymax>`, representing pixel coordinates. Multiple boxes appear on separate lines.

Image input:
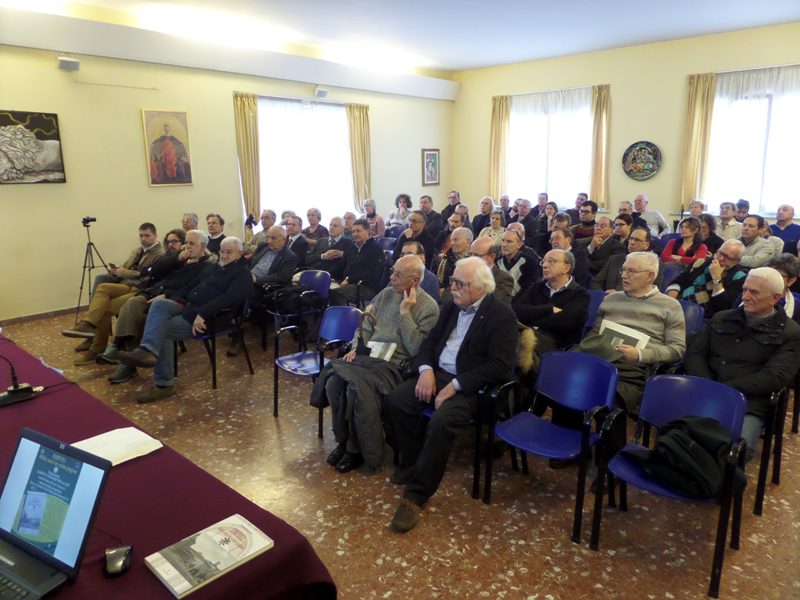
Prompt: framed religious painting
<box><xmin>142</xmin><ymin>109</ymin><xmax>193</xmax><ymax>186</ymax></box>
<box><xmin>0</xmin><ymin>110</ymin><xmax>66</xmax><ymax>184</ymax></box>
<box><xmin>421</xmin><ymin>148</ymin><xmax>439</xmax><ymax>186</ymax></box>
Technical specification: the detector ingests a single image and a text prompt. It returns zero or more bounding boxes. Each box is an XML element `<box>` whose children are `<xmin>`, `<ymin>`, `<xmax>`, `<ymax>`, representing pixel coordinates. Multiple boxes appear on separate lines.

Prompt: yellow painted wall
<box><xmin>0</xmin><ymin>45</ymin><xmax>453</xmax><ymax>320</ymax></box>
<box><xmin>451</xmin><ymin>22</ymin><xmax>800</xmax><ymax>214</ymax></box>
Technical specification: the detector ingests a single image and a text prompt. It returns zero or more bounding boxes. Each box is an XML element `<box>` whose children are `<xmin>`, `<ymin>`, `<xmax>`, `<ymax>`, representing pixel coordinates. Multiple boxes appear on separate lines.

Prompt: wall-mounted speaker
<box><xmin>58</xmin><ymin>56</ymin><xmax>80</xmax><ymax>72</ymax></box>
<box><xmin>313</xmin><ymin>85</ymin><xmax>329</xmax><ymax>98</ymax></box>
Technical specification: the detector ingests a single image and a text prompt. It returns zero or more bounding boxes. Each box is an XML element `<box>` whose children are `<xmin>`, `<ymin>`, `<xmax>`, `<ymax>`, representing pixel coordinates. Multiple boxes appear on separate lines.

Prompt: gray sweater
<box><xmin>353</xmin><ymin>286</ymin><xmax>439</xmax><ymax>366</ymax></box>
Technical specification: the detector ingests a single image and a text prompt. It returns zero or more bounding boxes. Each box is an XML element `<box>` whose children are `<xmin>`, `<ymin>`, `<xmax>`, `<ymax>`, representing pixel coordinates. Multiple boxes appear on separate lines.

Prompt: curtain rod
<box><xmin>715</xmin><ymin>61</ymin><xmax>800</xmax><ymax>75</ymax></box>
<box><xmin>507</xmin><ymin>83</ymin><xmax>606</xmax><ymax>98</ymax></box>
<box><xmin>235</xmin><ymin>91</ymin><xmax>348</xmax><ymax>106</ymax></box>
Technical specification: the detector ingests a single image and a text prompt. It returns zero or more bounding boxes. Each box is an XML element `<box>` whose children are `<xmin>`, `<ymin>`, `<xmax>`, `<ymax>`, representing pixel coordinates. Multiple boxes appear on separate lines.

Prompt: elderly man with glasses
<box><xmin>592</xmin><ymin>227</ymin><xmax>664</xmax><ymax>293</ymax></box>
<box><xmin>576</xmin><ymin>251</ymin><xmax>685</xmax><ymax>415</ymax></box>
<box><xmin>469</xmin><ymin>236</ymin><xmax>514</xmax><ymax>305</ymax></box>
<box><xmin>392</xmin><ymin>210</ymin><xmax>435</xmax><ymax>267</ymax></box>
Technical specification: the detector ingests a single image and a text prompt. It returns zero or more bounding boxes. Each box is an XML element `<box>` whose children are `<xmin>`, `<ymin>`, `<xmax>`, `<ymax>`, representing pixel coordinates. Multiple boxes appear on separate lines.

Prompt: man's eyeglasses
<box><xmin>166</xmin><ymin>239</ymin><xmax>182</xmax><ymax>245</ymax></box>
<box><xmin>619</xmin><ymin>267</ymin><xmax>649</xmax><ymax>276</ymax></box>
<box><xmin>540</xmin><ymin>258</ymin><xmax>565</xmax><ymax>266</ymax></box>
<box><xmin>450</xmin><ymin>278</ymin><xmax>470</xmax><ymax>290</ymax></box>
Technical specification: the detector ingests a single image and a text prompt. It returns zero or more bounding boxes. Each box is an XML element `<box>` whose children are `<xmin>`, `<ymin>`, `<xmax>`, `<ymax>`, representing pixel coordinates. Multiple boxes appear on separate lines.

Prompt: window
<box><xmin>257</xmin><ymin>97</ymin><xmax>354</xmax><ymax>228</ymax></box>
<box><xmin>704</xmin><ymin>65</ymin><xmax>800</xmax><ymax>214</ymax></box>
<box><xmin>507</xmin><ymin>87</ymin><xmax>592</xmax><ymax>204</ymax></box>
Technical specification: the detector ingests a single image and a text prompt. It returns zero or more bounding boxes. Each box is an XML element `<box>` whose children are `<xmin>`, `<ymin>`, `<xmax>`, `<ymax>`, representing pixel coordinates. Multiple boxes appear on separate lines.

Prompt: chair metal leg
<box><xmin>772</xmin><ymin>393</ymin><xmax>787</xmax><ymax>485</ymax></box>
<box><xmin>173</xmin><ymin>342</ymin><xmax>179</xmax><ymax>377</ymax></box>
<box><xmin>509</xmin><ymin>447</ymin><xmax>519</xmax><ymax>472</ymax></box>
<box><xmin>272</xmin><ymin>335</ymin><xmax>280</xmax><ymax>418</ymax></box>
<box><xmin>754</xmin><ymin>410</ymin><xmax>775</xmax><ymax>516</ymax></box>
<box><xmin>731</xmin><ymin>485</ymin><xmax>743</xmax><ymax>550</ymax></box>
<box><xmin>792</xmin><ymin>379</ymin><xmax>799</xmax><ymax>434</ymax></box>
<box><xmin>571</xmin><ymin>451</ymin><xmax>589</xmax><ymax>544</ymax></box>
<box><xmin>240</xmin><ymin>334</ymin><xmax>255</xmax><ymax>375</ymax></box>
<box><xmin>521</xmin><ymin>451</ymin><xmax>529</xmax><ymax>475</ymax></box>
<box><xmin>619</xmin><ymin>480</ymin><xmax>628</xmax><ymax>512</ymax></box>
<box><xmin>202</xmin><ymin>338</ymin><xmax>217</xmax><ymax>389</ymax></box>
<box><xmin>472</xmin><ymin>418</ymin><xmax>482</xmax><ymax>501</ymax></box>
<box><xmin>589</xmin><ymin>464</ymin><xmax>606</xmax><ymax>550</ymax></box>
<box><xmin>607</xmin><ymin>472</ymin><xmax>617</xmax><ymax>509</ymax></box>
<box><xmin>483</xmin><ymin>421</ymin><xmax>496</xmax><ymax>505</ymax></box>
<box><xmin>708</xmin><ymin>478</ymin><xmax>735</xmax><ymax>598</ymax></box>
<box><xmin>318</xmin><ymin>407</ymin><xmax>324</xmax><ymax>439</ymax></box>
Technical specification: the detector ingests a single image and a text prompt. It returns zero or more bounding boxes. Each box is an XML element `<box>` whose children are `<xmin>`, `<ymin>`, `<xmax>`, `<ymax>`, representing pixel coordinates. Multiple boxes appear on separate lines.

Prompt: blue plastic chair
<box><xmin>260</xmin><ymin>270</ymin><xmax>332</xmax><ymax>351</ymax></box>
<box><xmin>492</xmin><ymin>352</ymin><xmax>618</xmax><ymax>543</ymax></box>
<box><xmin>273</xmin><ymin>305</ymin><xmax>361</xmax><ymax>436</ymax></box>
<box><xmin>376</xmin><ymin>237</ymin><xmax>397</xmax><ymax>252</ymax></box>
<box><xmin>659</xmin><ymin>262</ymin><xmax>684</xmax><ymax>292</ymax></box>
<box><xmin>678</xmin><ymin>299</ymin><xmax>705</xmax><ymax>341</ymax></box>
<box><xmin>590</xmin><ymin>375</ymin><xmax>746</xmax><ymax>598</ymax></box>
<box><xmin>582</xmin><ymin>289</ymin><xmax>607</xmax><ymax>338</ymax></box>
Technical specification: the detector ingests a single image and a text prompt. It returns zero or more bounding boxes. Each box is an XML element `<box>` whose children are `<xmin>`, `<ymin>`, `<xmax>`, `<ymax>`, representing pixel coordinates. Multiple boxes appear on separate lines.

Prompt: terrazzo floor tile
<box><xmin>2</xmin><ymin>314</ymin><xmax>798</xmax><ymax>599</ymax></box>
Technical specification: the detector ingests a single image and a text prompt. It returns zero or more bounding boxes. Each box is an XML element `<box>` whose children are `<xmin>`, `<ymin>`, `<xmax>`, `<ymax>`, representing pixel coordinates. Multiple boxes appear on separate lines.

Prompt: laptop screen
<box><xmin>0</xmin><ymin>429</ymin><xmax>111</xmax><ymax>574</ymax></box>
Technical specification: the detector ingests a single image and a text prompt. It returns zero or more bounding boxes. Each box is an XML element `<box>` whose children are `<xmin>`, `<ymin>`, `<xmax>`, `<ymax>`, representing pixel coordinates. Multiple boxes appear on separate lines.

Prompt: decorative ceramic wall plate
<box><xmin>622</xmin><ymin>140</ymin><xmax>661</xmax><ymax>181</ymax></box>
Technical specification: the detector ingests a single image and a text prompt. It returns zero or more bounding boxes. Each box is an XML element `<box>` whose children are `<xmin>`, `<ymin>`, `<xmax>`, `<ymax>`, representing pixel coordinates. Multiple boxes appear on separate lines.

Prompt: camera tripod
<box><xmin>74</xmin><ymin>221</ymin><xmax>108</xmax><ymax>323</ymax></box>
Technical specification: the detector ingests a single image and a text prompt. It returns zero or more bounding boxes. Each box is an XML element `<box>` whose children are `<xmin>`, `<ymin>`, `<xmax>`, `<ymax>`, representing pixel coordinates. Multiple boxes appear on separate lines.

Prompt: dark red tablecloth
<box><xmin>0</xmin><ymin>336</ymin><xmax>336</xmax><ymax>599</ymax></box>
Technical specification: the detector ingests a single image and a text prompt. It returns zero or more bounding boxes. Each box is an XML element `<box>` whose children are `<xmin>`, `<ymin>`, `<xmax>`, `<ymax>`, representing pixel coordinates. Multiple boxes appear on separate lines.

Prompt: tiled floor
<box><xmin>3</xmin><ymin>314</ymin><xmax>799</xmax><ymax>599</ymax></box>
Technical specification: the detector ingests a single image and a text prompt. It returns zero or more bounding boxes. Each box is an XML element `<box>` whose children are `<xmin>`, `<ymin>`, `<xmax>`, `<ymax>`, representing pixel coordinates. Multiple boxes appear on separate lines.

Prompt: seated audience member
<box><xmin>763</xmin><ymin>254</ymin><xmax>800</xmax><ymax>323</ymax></box>
<box><xmin>633</xmin><ymin>193</ymin><xmax>671</xmax><ymax>236</ymax></box>
<box><xmin>577</xmin><ymin>216</ymin><xmax>626</xmax><ymax>277</ymax></box>
<box><xmin>306</xmin><ymin>217</ymin><xmax>355</xmax><ymax>281</ymax></box>
<box><xmin>472</xmin><ymin>196</ymin><xmax>494</xmax><ymax>235</ymax></box>
<box><xmin>436</xmin><ymin>227</ymin><xmax>473</xmax><ymax>304</ymax></box>
<box><xmin>478</xmin><ymin>209</ymin><xmax>506</xmax><ymax>243</ymax></box>
<box><xmin>516</xmin><ymin>199</ymin><xmax>539</xmax><ymax>247</ymax></box>
<box><xmin>688</xmin><ymin>200</ymin><xmax>705</xmax><ymax>217</ymax></box>
<box><xmin>550</xmin><ymin>228</ymin><xmax>590</xmax><ymax>288</ymax></box>
<box><xmin>612</xmin><ymin>213</ymin><xmax>633</xmax><ymax>248</ymax></box>
<box><xmin>698</xmin><ymin>213</ymin><xmax>724</xmax><ymax>254</ymax></box>
<box><xmin>250</xmin><ymin>226</ymin><xmax>299</xmax><ymax>287</ymax></box>
<box><xmin>665</xmin><ymin>239</ymin><xmax>746</xmax><ymax>316</ymax></box>
<box><xmin>735</xmin><ymin>198</ymin><xmax>750</xmax><ymax>223</ymax></box>
<box><xmin>433</xmin><ymin>212</ymin><xmax>466</xmax><ymax>256</ymax></box>
<box><xmin>576</xmin><ymin>252</ymin><xmax>685</xmax><ymax>415</ymax></box>
<box><xmin>312</xmin><ymin>255</ymin><xmax>439</xmax><ymax>473</ymax></box>
<box><xmin>739</xmin><ymin>215</ymin><xmax>776</xmax><ymax>268</ymax></box>
<box><xmin>392</xmin><ymin>210</ymin><xmax>434</xmax><ymax>267</ymax></box>
<box><xmin>762</xmin><ymin>222</ymin><xmax>785</xmax><ymax>255</ymax></box>
<box><xmin>63</xmin><ymin>228</ymin><xmax>180</xmax><ymax>363</ymax></box>
<box><xmin>571</xmin><ymin>200</ymin><xmax>598</xmax><ymax>239</ymax></box>
<box><xmin>244</xmin><ymin>209</ymin><xmax>277</xmax><ymax>254</ymax></box>
<box><xmin>551</xmin><ymin>212</ymin><xmax>573</xmax><ymax>233</ymax></box>
<box><xmin>498</xmin><ymin>227</ymin><xmax>541</xmax><ymax>299</ymax></box>
<box><xmin>660</xmin><ymin>216</ymin><xmax>708</xmax><ymax>266</ymax></box>
<box><xmin>507</xmin><ymin>198</ymin><xmax>522</xmax><ymax>223</ymax></box>
<box><xmin>592</xmin><ymin>227</ymin><xmax>663</xmax><ymax>293</ymax></box>
<box><xmin>205</xmin><ymin>213</ymin><xmax>226</xmax><ymax>256</ymax></box>
<box><xmin>302</xmin><ymin>208</ymin><xmax>329</xmax><ymax>248</ymax></box>
<box><xmin>418</xmin><ymin>195</ymin><xmax>443</xmax><ymax>238</ymax></box>
<box><xmin>285</xmin><ymin>215</ymin><xmax>310</xmax><ymax>268</ymax></box>
<box><xmin>470</xmin><ymin>236</ymin><xmax>514</xmax><ymax>305</ymax></box>
<box><xmin>454</xmin><ymin>204</ymin><xmax>473</xmax><ymax>233</ymax></box>
<box><xmin>686</xmin><ymin>267</ymin><xmax>800</xmax><ymax>459</ymax></box>
<box><xmin>89</xmin><ymin>222</ymin><xmax>165</xmax><ymax>294</ymax></box>
<box><xmin>770</xmin><ymin>204</ymin><xmax>800</xmax><ymax>243</ymax></box>
<box><xmin>398</xmin><ymin>241</ymin><xmax>440</xmax><ymax>302</ymax></box>
<box><xmin>440</xmin><ymin>190</ymin><xmax>461</xmax><ymax>223</ymax></box>
<box><xmin>279</xmin><ymin>210</ymin><xmax>296</xmax><ymax>226</ymax></box>
<box><xmin>328</xmin><ymin>219</ymin><xmax>385</xmax><ymax>306</ymax></box>
<box><xmin>531</xmin><ymin>192</ymin><xmax>549</xmax><ymax>218</ymax></box>
<box><xmin>386</xmin><ymin>194</ymin><xmax>412</xmax><ymax>229</ymax></box>
<box><xmin>105</xmin><ymin>230</ymin><xmax>214</xmax><ymax>383</ymax></box>
<box><xmin>513</xmin><ymin>249</ymin><xmax>589</xmax><ymax>354</ymax></box>
<box><xmin>181</xmin><ymin>212</ymin><xmax>199</xmax><ymax>232</ymax></box>
<box><xmin>498</xmin><ymin>194</ymin><xmax>512</xmax><ymax>223</ymax></box>
<box><xmin>118</xmin><ymin>237</ymin><xmax>253</xmax><ymax>404</ymax></box>
<box><xmin>342</xmin><ymin>212</ymin><xmax>356</xmax><ymax>239</ymax></box>
<box><xmin>566</xmin><ymin>192</ymin><xmax>588</xmax><ymax>225</ymax></box>
<box><xmin>362</xmin><ymin>199</ymin><xmax>385</xmax><ymax>238</ymax></box>
<box><xmin>385</xmin><ymin>257</ymin><xmax>518</xmax><ymax>532</ymax></box>
<box><xmin>543</xmin><ymin>201</ymin><xmax>559</xmax><ymax>231</ymax></box>
<box><xmin>617</xmin><ymin>200</ymin><xmax>649</xmax><ymax>230</ymax></box>
<box><xmin>716</xmin><ymin>202</ymin><xmax>742</xmax><ymax>240</ymax></box>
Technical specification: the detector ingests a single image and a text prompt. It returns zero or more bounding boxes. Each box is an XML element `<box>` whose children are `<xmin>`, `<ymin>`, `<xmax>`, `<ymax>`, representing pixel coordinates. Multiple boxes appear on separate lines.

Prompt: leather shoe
<box><xmin>61</xmin><ymin>320</ymin><xmax>96</xmax><ymax>338</ymax></box>
<box><xmin>74</xmin><ymin>351</ymin><xmax>100</xmax><ymax>366</ymax></box>
<box><xmin>108</xmin><ymin>364</ymin><xmax>137</xmax><ymax>384</ymax></box>
<box><xmin>135</xmin><ymin>385</ymin><xmax>175</xmax><ymax>404</ymax></box>
<box><xmin>74</xmin><ymin>339</ymin><xmax>92</xmax><ymax>352</ymax></box>
<box><xmin>118</xmin><ymin>346</ymin><xmax>157</xmax><ymax>368</ymax></box>
<box><xmin>390</xmin><ymin>465</ymin><xmax>415</xmax><ymax>485</ymax></box>
<box><xmin>335</xmin><ymin>452</ymin><xmax>364</xmax><ymax>473</ymax></box>
<box><xmin>326</xmin><ymin>443</ymin><xmax>347</xmax><ymax>466</ymax></box>
<box><xmin>549</xmin><ymin>457</ymin><xmax>581</xmax><ymax>469</ymax></box>
<box><xmin>226</xmin><ymin>337</ymin><xmax>244</xmax><ymax>357</ymax></box>
<box><xmin>390</xmin><ymin>498</ymin><xmax>422</xmax><ymax>532</ymax></box>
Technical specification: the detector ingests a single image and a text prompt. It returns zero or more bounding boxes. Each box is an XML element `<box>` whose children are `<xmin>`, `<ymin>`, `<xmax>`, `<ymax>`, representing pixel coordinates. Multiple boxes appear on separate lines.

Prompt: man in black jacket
<box><xmin>305</xmin><ymin>217</ymin><xmax>354</xmax><ymax>280</ymax></box>
<box><xmin>328</xmin><ymin>219</ymin><xmax>385</xmax><ymax>306</ymax></box>
<box><xmin>392</xmin><ymin>210</ymin><xmax>434</xmax><ymax>267</ymax></box>
<box><xmin>686</xmin><ymin>267</ymin><xmax>800</xmax><ymax>459</ymax></box>
<box><xmin>419</xmin><ymin>195</ymin><xmax>443</xmax><ymax>239</ymax></box>
<box><xmin>286</xmin><ymin>215</ymin><xmax>310</xmax><ymax>268</ymax></box>
<box><xmin>250</xmin><ymin>226</ymin><xmax>299</xmax><ymax>287</ymax></box>
<box><xmin>118</xmin><ymin>237</ymin><xmax>254</xmax><ymax>403</ymax></box>
<box><xmin>576</xmin><ymin>216</ymin><xmax>626</xmax><ymax>276</ymax></box>
<box><xmin>386</xmin><ymin>257</ymin><xmax>518</xmax><ymax>532</ymax></box>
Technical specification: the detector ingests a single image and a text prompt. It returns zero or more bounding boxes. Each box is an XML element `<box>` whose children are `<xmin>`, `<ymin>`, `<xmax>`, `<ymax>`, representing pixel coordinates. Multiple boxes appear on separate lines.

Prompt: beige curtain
<box><xmin>346</xmin><ymin>104</ymin><xmax>371</xmax><ymax>211</ymax></box>
<box><xmin>232</xmin><ymin>92</ymin><xmax>260</xmax><ymax>242</ymax></box>
<box><xmin>590</xmin><ymin>85</ymin><xmax>610</xmax><ymax>208</ymax></box>
<box><xmin>488</xmin><ymin>96</ymin><xmax>510</xmax><ymax>200</ymax></box>
<box><xmin>680</xmin><ymin>73</ymin><xmax>717</xmax><ymax>211</ymax></box>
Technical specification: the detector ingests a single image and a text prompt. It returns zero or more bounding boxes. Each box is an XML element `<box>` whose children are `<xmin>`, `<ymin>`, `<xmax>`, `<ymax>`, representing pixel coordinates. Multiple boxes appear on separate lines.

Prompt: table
<box><xmin>0</xmin><ymin>336</ymin><xmax>336</xmax><ymax>599</ymax></box>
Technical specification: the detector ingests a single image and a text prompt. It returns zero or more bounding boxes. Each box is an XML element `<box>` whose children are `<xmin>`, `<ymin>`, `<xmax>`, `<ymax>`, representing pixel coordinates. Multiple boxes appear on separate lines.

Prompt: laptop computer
<box><xmin>0</xmin><ymin>428</ymin><xmax>112</xmax><ymax>599</ymax></box>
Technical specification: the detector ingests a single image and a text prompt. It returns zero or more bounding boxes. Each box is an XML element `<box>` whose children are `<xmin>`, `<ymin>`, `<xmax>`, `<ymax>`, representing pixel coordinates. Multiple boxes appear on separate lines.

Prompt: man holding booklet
<box><xmin>576</xmin><ymin>251</ymin><xmax>686</xmax><ymax>414</ymax></box>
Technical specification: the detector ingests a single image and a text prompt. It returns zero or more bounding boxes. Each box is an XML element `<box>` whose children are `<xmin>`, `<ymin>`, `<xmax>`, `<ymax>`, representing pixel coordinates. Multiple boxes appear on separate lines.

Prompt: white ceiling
<box><xmin>75</xmin><ymin>0</ymin><xmax>800</xmax><ymax>71</ymax></box>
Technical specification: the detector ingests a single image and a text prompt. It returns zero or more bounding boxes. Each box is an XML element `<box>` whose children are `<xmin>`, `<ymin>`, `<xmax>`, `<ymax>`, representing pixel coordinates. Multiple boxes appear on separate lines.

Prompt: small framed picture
<box><xmin>421</xmin><ymin>148</ymin><xmax>439</xmax><ymax>186</ymax></box>
<box><xmin>142</xmin><ymin>109</ymin><xmax>193</xmax><ymax>186</ymax></box>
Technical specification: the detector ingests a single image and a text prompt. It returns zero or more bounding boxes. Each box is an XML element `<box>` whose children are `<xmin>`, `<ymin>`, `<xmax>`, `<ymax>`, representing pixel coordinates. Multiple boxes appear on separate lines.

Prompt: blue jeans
<box><xmin>741</xmin><ymin>414</ymin><xmax>764</xmax><ymax>462</ymax></box>
<box><xmin>140</xmin><ymin>299</ymin><xmax>194</xmax><ymax>387</ymax></box>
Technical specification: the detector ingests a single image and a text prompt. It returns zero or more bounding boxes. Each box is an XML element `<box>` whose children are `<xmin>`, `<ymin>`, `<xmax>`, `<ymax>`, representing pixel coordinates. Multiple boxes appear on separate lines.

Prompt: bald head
<box><xmin>470</xmin><ymin>236</ymin><xmax>499</xmax><ymax>268</ymax></box>
<box><xmin>266</xmin><ymin>225</ymin><xmax>288</xmax><ymax>251</ymax></box>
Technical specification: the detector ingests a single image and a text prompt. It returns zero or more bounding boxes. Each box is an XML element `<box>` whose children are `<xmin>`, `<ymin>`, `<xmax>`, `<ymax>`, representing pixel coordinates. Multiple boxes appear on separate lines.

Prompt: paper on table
<box><xmin>73</xmin><ymin>426</ymin><xmax>163</xmax><ymax>466</ymax></box>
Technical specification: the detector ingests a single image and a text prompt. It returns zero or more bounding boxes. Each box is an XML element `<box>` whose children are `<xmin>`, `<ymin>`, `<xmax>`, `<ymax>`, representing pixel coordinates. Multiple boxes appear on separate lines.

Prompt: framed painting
<box><xmin>0</xmin><ymin>110</ymin><xmax>66</xmax><ymax>184</ymax></box>
<box><xmin>142</xmin><ymin>109</ymin><xmax>193</xmax><ymax>186</ymax></box>
<box><xmin>421</xmin><ymin>148</ymin><xmax>439</xmax><ymax>186</ymax></box>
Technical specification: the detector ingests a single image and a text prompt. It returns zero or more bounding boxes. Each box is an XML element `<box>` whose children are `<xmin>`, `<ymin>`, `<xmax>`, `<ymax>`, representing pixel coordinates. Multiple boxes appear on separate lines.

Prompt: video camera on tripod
<box><xmin>73</xmin><ymin>216</ymin><xmax>107</xmax><ymax>323</ymax></box>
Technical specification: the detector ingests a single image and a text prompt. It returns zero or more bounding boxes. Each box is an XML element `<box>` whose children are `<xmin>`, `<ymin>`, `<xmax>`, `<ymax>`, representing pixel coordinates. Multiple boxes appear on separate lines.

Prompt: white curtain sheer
<box><xmin>704</xmin><ymin>65</ymin><xmax>800</xmax><ymax>213</ymax></box>
<box><xmin>508</xmin><ymin>87</ymin><xmax>592</xmax><ymax>205</ymax></box>
<box><xmin>257</xmin><ymin>98</ymin><xmax>355</xmax><ymax>224</ymax></box>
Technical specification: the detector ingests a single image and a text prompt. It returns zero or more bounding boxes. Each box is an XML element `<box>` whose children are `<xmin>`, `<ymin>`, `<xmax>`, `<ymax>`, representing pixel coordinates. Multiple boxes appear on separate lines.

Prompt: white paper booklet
<box><xmin>72</xmin><ymin>427</ymin><xmax>163</xmax><ymax>466</ymax></box>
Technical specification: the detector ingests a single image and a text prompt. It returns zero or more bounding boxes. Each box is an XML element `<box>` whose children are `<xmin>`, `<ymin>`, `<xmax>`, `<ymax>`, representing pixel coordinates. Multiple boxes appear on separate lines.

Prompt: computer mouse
<box><xmin>104</xmin><ymin>545</ymin><xmax>133</xmax><ymax>577</ymax></box>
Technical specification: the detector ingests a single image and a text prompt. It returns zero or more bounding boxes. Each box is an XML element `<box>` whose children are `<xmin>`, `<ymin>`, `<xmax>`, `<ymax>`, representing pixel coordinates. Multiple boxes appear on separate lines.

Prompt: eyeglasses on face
<box><xmin>166</xmin><ymin>238</ymin><xmax>182</xmax><ymax>244</ymax></box>
<box><xmin>540</xmin><ymin>258</ymin><xmax>565</xmax><ymax>266</ymax></box>
<box><xmin>450</xmin><ymin>278</ymin><xmax>470</xmax><ymax>290</ymax></box>
<box><xmin>619</xmin><ymin>267</ymin><xmax>649</xmax><ymax>276</ymax></box>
